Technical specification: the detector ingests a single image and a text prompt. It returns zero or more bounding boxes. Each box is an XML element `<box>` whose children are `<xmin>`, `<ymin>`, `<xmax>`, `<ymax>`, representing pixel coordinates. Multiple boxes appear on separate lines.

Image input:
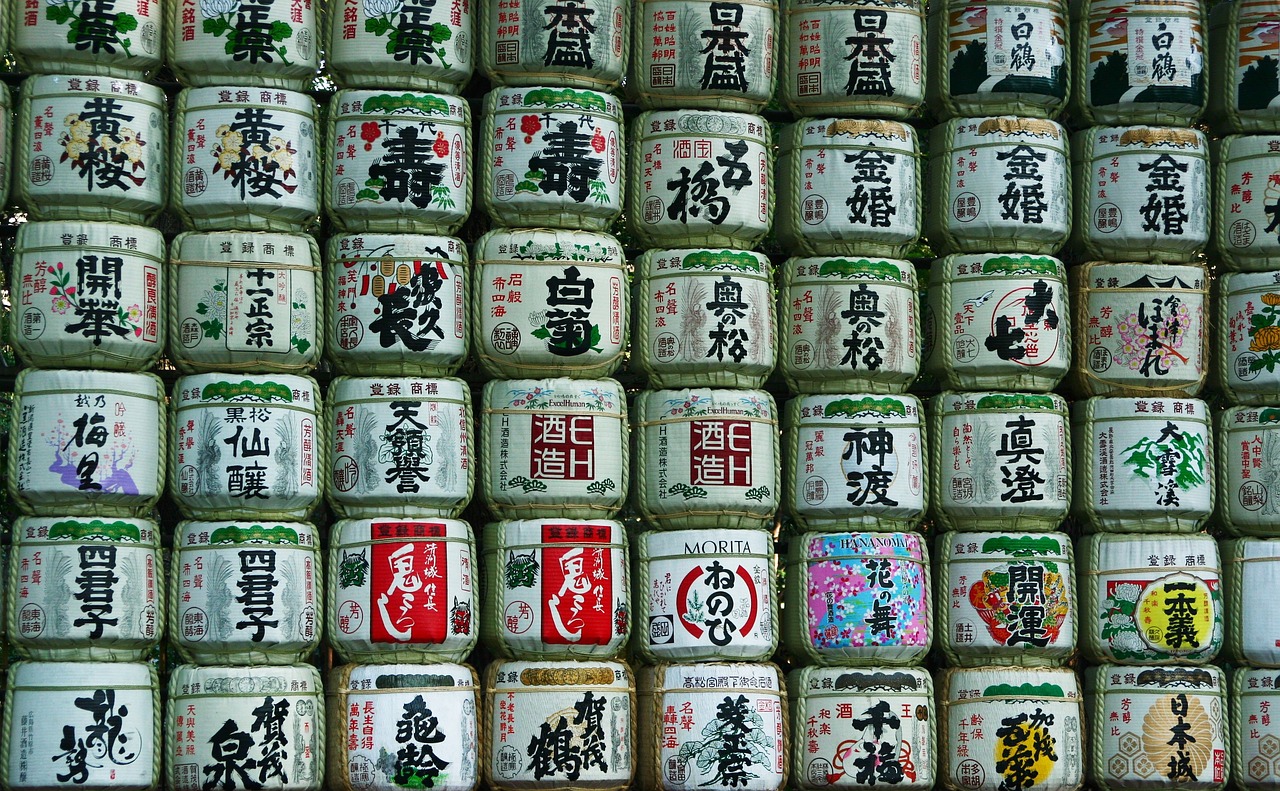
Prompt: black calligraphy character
<box><xmin>249</xmin><ymin>697</ymin><xmax>290</xmax><ymax>785</ymax></box>
<box><xmin>1139</xmin><ymin>154</ymin><xmax>1189</xmax><ymax>236</ymax></box>
<box><xmin>843</xmin><ymin>427</ymin><xmax>897</xmax><ymax>506</ymax></box>
<box><xmin>840</xmin><ymin>283</ymin><xmax>887</xmax><ymax>370</ymax></box>
<box><xmin>383</xmin><ymin>401</ymin><xmax>432</xmax><ymax>493</ymax></box>
<box><xmin>997</xmin><ymin>145</ymin><xmax>1049</xmax><ymax>223</ymax></box>
<box><xmin>202</xmin><ymin>719</ymin><xmax>262</xmax><ymax>790</ymax></box>
<box><xmin>368</xmin><ymin>125</ymin><xmax>447</xmax><ymax>209</ymax></box>
<box><xmin>544</xmin><ymin>0</ymin><xmax>596</xmax><ymax>69</ymax></box>
<box><xmin>528</xmin><ymin>120</ymin><xmax>602</xmax><ymax>203</ymax></box>
<box><xmin>70</xmin><ymin>0</ymin><xmax>126</xmax><ymax>55</ymax></box>
<box><xmin>73</xmin><ymin>545</ymin><xmax>120</xmax><ymax>639</ymax></box>
<box><xmin>226</xmin><ymin>108</ymin><xmax>292</xmax><ymax>200</ymax></box>
<box><xmin>543</xmin><ymin>265</ymin><xmax>598</xmax><ymax>356</ymax></box>
<box><xmin>844</xmin><ymin>9</ymin><xmax>895</xmax><ymax>95</ymax></box>
<box><xmin>1007</xmin><ymin>564</ymin><xmax>1049</xmax><ymax>647</ymax></box>
<box><xmin>393</xmin><ymin>695</ymin><xmax>450</xmax><ymax>786</ymax></box>
<box><xmin>573</xmin><ymin>692</ymin><xmax>609</xmax><ymax>774</ymax></box>
<box><xmin>392</xmin><ymin>0</ymin><xmax>445</xmax><ymax>64</ymax></box>
<box><xmin>1009</xmin><ymin>13</ymin><xmax>1036</xmax><ymax>72</ymax></box>
<box><xmin>700</xmin><ymin>3</ymin><xmax>751</xmax><ymax>92</ymax></box>
<box><xmin>232</xmin><ymin>0</ymin><xmax>285</xmax><ymax>64</ymax></box>
<box><xmin>369</xmin><ymin>266</ymin><xmax>445</xmax><ymax>351</ymax></box>
<box><xmin>844</xmin><ymin>147</ymin><xmax>898</xmax><ymax>228</ymax></box>
<box><xmin>526</xmin><ymin>715</ymin><xmax>583</xmax><ymax>781</ymax></box>
<box><xmin>716</xmin><ymin>139</ymin><xmax>753</xmax><ymax>191</ymax></box>
<box><xmin>851</xmin><ymin>701</ymin><xmax>904</xmax><ymax>785</ymax></box>
<box><xmin>705</xmin><ymin>275</ymin><xmax>750</xmax><ymax>363</ymax></box>
<box><xmin>1151</xmin><ymin>23</ymin><xmax>1177</xmax><ymax>83</ymax></box>
<box><xmin>1162</xmin><ymin>581</ymin><xmax>1200</xmax><ymax>649</ymax></box>
<box><xmin>235</xmin><ymin>549</ymin><xmax>279</xmax><ymax>641</ymax></box>
<box><xmin>65</xmin><ymin>254</ymin><xmax>129</xmax><ymax>345</ymax></box>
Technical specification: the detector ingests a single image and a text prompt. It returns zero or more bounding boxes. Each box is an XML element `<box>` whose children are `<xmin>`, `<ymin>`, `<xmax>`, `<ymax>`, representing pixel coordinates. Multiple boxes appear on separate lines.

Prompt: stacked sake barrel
<box><xmin>2</xmin><ymin>7</ymin><xmax>166</xmax><ymax>789</ymax></box>
<box><xmin>470</xmin><ymin>6</ymin><xmax>638</xmax><ymax>790</ymax></box>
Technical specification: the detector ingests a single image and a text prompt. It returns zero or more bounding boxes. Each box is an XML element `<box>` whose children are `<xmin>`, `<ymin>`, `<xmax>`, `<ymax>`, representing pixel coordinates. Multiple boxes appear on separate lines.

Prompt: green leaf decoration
<box><xmin>981</xmin><ymin>682</ymin><xmax>1065</xmax><ymax>698</ymax></box>
<box><xmin>365</xmin><ymin>16</ymin><xmax>393</xmax><ymax>36</ymax></box>
<box><xmin>47</xmin><ymin>5</ymin><xmax>75</xmax><ymax>24</ymax></box>
<box><xmin>979</xmin><ymin>255</ymin><xmax>1062</xmax><ymax>277</ymax></box>
<box><xmin>199</xmin><ymin>380</ymin><xmax>295</xmax><ymax>403</ymax></box>
<box><xmin>269</xmin><ymin>20</ymin><xmax>292</xmax><ymax>41</ymax></box>
<box><xmin>980</xmin><ymin>535</ymin><xmax>1063</xmax><ymax>556</ymax></box>
<box><xmin>49</xmin><ymin>519</ymin><xmax>142</xmax><ymax>542</ymax></box>
<box><xmin>114</xmin><ymin>12</ymin><xmax>138</xmax><ymax>33</ymax></box>
<box><xmin>974</xmin><ymin>393</ymin><xmax>1059</xmax><ymax>411</ymax></box>
<box><xmin>816</xmin><ymin>258</ymin><xmax>906</xmax><ymax>281</ymax></box>
<box><xmin>200</xmin><ymin>317</ymin><xmax>224</xmax><ymax>340</ymax></box>
<box><xmin>360</xmin><ymin>93</ymin><xmax>451</xmax><ymax>117</ymax></box>
<box><xmin>522</xmin><ymin>88</ymin><xmax>609</xmax><ymax>112</ymax></box>
<box><xmin>208</xmin><ymin>524</ymin><xmax>301</xmax><ymax>545</ymax></box>
<box><xmin>823</xmin><ymin>396</ymin><xmax>906</xmax><ymax>419</ymax></box>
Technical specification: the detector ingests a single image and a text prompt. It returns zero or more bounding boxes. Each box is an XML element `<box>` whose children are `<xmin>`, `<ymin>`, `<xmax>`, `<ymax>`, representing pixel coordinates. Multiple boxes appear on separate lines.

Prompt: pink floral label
<box><xmin>803</xmin><ymin>533</ymin><xmax>928</xmax><ymax>653</ymax></box>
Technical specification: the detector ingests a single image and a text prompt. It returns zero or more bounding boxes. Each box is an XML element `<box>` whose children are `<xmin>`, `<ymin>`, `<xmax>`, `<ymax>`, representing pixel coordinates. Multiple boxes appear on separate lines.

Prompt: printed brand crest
<box><xmin>481</xmin><ymin>378</ymin><xmax>627</xmax><ymax>518</ymax></box>
<box><xmin>628</xmin><ymin>110</ymin><xmax>773</xmax><ymax>249</ymax></box>
<box><xmin>1233</xmin><ymin>668</ymin><xmax>1280</xmax><ymax>790</ymax></box>
<box><xmin>781</xmin><ymin>257</ymin><xmax>919</xmax><ymax>394</ymax></box>
<box><xmin>1073</xmin><ymin>397</ymin><xmax>1213</xmax><ymax>532</ymax></box>
<box><xmin>784</xmin><ymin>395</ymin><xmax>926</xmax><ymax>531</ymax></box>
<box><xmin>171</xmin><ymin>373</ymin><xmax>323</xmax><ymax>520</ymax></box>
<box><xmin>485</xmin><ymin>660</ymin><xmax>634</xmax><ymax>789</ymax></box>
<box><xmin>637</xmin><ymin>663</ymin><xmax>786</xmax><ymax>791</ymax></box>
<box><xmin>927</xmin><ymin>117</ymin><xmax>1070</xmax><ymax>255</ymax></box>
<box><xmin>1088</xmin><ymin>665</ymin><xmax>1226</xmax><ymax>791</ymax></box>
<box><xmin>19</xmin><ymin>75</ymin><xmax>166</xmax><ymax>223</ymax></box>
<box><xmin>1218</xmin><ymin>271</ymin><xmax>1280</xmax><ymax>404</ymax></box>
<box><xmin>166</xmin><ymin>664</ymin><xmax>323</xmax><ymax>791</ymax></box>
<box><xmin>929</xmin><ymin>392</ymin><xmax>1070</xmax><ymax>532</ymax></box>
<box><xmin>1081</xmin><ymin>533</ymin><xmax>1221</xmax><ymax>665</ymax></box>
<box><xmin>940</xmin><ymin>667</ymin><xmax>1083</xmax><ymax>791</ymax></box>
<box><xmin>10</xmin><ymin>369</ymin><xmax>165</xmax><ymax>517</ymax></box>
<box><xmin>1216</xmin><ymin>408</ymin><xmax>1280</xmax><ymax>536</ymax></box>
<box><xmin>634</xmin><ymin>249</ymin><xmax>776</xmax><ymax>389</ymax></box>
<box><xmin>167</xmin><ymin>0</ymin><xmax>319</xmax><ymax>89</ymax></box>
<box><xmin>482</xmin><ymin>519</ymin><xmax>627</xmax><ymax>660</ymax></box>
<box><xmin>782</xmin><ymin>0</ymin><xmax>925</xmax><ymax>118</ymax></box>
<box><xmin>482</xmin><ymin>87</ymin><xmax>623</xmax><ymax>231</ymax></box>
<box><xmin>3</xmin><ymin>661</ymin><xmax>159</xmax><ymax>790</ymax></box>
<box><xmin>329</xmin><ymin>663</ymin><xmax>479</xmax><ymax>791</ymax></box>
<box><xmin>472</xmin><ymin>229</ymin><xmax>627</xmax><ymax>378</ymax></box>
<box><xmin>14</xmin><ymin>0</ymin><xmax>162</xmax><ymax>77</ymax></box>
<box><xmin>634</xmin><ymin>389</ymin><xmax>779</xmax><ymax>529</ymax></box>
<box><xmin>635</xmin><ymin>529</ymin><xmax>775</xmax><ymax>663</ymax></box>
<box><xmin>9</xmin><ymin>516</ymin><xmax>161</xmax><ymax>662</ymax></box>
<box><xmin>481</xmin><ymin>0</ymin><xmax>625</xmax><ymax>89</ymax></box>
<box><xmin>1213</xmin><ymin>136</ymin><xmax>1280</xmax><ymax>270</ymax></box>
<box><xmin>327</xmin><ymin>90</ymin><xmax>470</xmax><ymax>234</ymax></box>
<box><xmin>1223</xmin><ymin>538</ymin><xmax>1280</xmax><ymax>667</ymax></box>
<box><xmin>171</xmin><ymin>520</ymin><xmax>320</xmax><ymax>665</ymax></box>
<box><xmin>926</xmin><ymin>254</ymin><xmax>1069</xmax><ymax>392</ymax></box>
<box><xmin>170</xmin><ymin>232</ymin><xmax>321</xmax><ymax>374</ymax></box>
<box><xmin>327</xmin><ymin>377</ymin><xmax>472</xmax><ymax>518</ymax></box>
<box><xmin>329</xmin><ymin>518</ymin><xmax>475</xmax><ymax>663</ymax></box>
<box><xmin>938</xmin><ymin>531</ymin><xmax>1075</xmax><ymax>666</ymax></box>
<box><xmin>326</xmin><ymin>0</ymin><xmax>474</xmax><ymax>92</ymax></box>
<box><xmin>788</xmin><ymin>666</ymin><xmax>934</xmax><ymax>790</ymax></box>
<box><xmin>11</xmin><ymin>221</ymin><xmax>164</xmax><ymax>371</ymax></box>
<box><xmin>777</xmin><ymin>120</ymin><xmax>921</xmax><ymax>258</ymax></box>
<box><xmin>326</xmin><ymin>233</ymin><xmax>467</xmax><ymax>376</ymax></box>
<box><xmin>173</xmin><ymin>87</ymin><xmax>319</xmax><ymax>231</ymax></box>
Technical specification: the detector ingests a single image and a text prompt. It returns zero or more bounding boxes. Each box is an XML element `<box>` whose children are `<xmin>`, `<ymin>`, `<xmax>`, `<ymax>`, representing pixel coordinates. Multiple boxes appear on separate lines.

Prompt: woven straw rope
<box><xmin>1223</xmin><ymin>539</ymin><xmax>1280</xmax><ymax>667</ymax></box>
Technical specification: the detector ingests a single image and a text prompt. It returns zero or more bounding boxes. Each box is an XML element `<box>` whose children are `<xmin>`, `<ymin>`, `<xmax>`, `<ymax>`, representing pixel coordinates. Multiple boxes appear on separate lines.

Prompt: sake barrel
<box><xmin>1233</xmin><ymin>668</ymin><xmax>1280</xmax><ymax>791</ymax></box>
<box><xmin>633</xmin><ymin>248</ymin><xmax>776</xmax><ymax>389</ymax></box>
<box><xmin>480</xmin><ymin>0</ymin><xmax>627</xmax><ymax>90</ymax></box>
<box><xmin>1071</xmin><ymin>126</ymin><xmax>1209</xmax><ymax>263</ymax></box>
<box><xmin>925</xmin><ymin>253</ymin><xmax>1070</xmax><ymax>392</ymax></box>
<box><xmin>1217</xmin><ymin>408</ymin><xmax>1280</xmax><ymax>536</ymax></box>
<box><xmin>170</xmin><ymin>373</ymin><xmax>324</xmax><ymax>521</ymax></box>
<box><xmin>325</xmin><ymin>0</ymin><xmax>474</xmax><ymax>92</ymax></box>
<box><xmin>784</xmin><ymin>532</ymin><xmax>931</xmax><ymax>666</ymax></box>
<box><xmin>1086</xmin><ymin>665</ymin><xmax>1227</xmax><ymax>791</ymax></box>
<box><xmin>787</xmin><ymin>666</ymin><xmax>935</xmax><ymax>791</ymax></box>
<box><xmin>1071</xmin><ymin>262</ymin><xmax>1209</xmax><ymax>397</ymax></box>
<box><xmin>169</xmin><ymin>231</ymin><xmax>322</xmax><ymax>374</ymax></box>
<box><xmin>1079</xmin><ymin>532</ymin><xmax>1222</xmax><ymax>665</ymax></box>
<box><xmin>327</xmin><ymin>663</ymin><xmax>479</xmax><ymax>791</ymax></box>
<box><xmin>781</xmin><ymin>256</ymin><xmax>919</xmax><ymax>394</ymax></box>
<box><xmin>938</xmin><ymin>667</ymin><xmax>1084</xmax><ymax>791</ymax></box>
<box><xmin>1217</xmin><ymin>272</ymin><xmax>1280</xmax><ymax>405</ymax></box>
<box><xmin>17</xmin><ymin>75</ymin><xmax>164</xmax><ymax>223</ymax></box>
<box><xmin>11</xmin><ymin>221</ymin><xmax>164</xmax><ymax>371</ymax></box>
<box><xmin>327</xmin><ymin>377</ymin><xmax>473</xmax><ymax>519</ymax></box>
<box><xmin>781</xmin><ymin>0</ymin><xmax>925</xmax><ymax>119</ymax></box>
<box><xmin>480</xmin><ymin>86</ymin><xmax>623</xmax><ymax>231</ymax></box>
<box><xmin>925</xmin><ymin>117</ymin><xmax>1071</xmax><ymax>255</ymax></box>
<box><xmin>1071</xmin><ymin>0</ymin><xmax>1207</xmax><ymax>126</ymax></box>
<box><xmin>170</xmin><ymin>519</ymin><xmax>320</xmax><ymax>665</ymax></box>
<box><xmin>1</xmin><ymin>661</ymin><xmax>160</xmax><ymax>790</ymax></box>
<box><xmin>776</xmin><ymin>119</ymin><xmax>922</xmax><ymax>258</ymax></box>
<box><xmin>9</xmin><ymin>369</ymin><xmax>165</xmax><ymax>517</ymax></box>
<box><xmin>165</xmin><ymin>0</ymin><xmax>319</xmax><ymax>90</ymax></box>
<box><xmin>633</xmin><ymin>389</ymin><xmax>780</xmax><ymax>529</ymax></box>
<box><xmin>1224</xmin><ymin>538</ymin><xmax>1280</xmax><ymax>667</ymax></box>
<box><xmin>328</xmin><ymin>518</ymin><xmax>477</xmax><ymax>664</ymax></box>
<box><xmin>8</xmin><ymin>515</ymin><xmax>161</xmax><ymax>662</ymax></box>
<box><xmin>1213</xmin><ymin>135</ymin><xmax>1280</xmax><ymax>271</ymax></box>
<box><xmin>629</xmin><ymin>0</ymin><xmax>777</xmax><ymax>112</ymax></box>
<box><xmin>783</xmin><ymin>394</ymin><xmax>927</xmax><ymax>531</ymax></box>
<box><xmin>172</xmin><ymin>87</ymin><xmax>319</xmax><ymax>231</ymax></box>
<box><xmin>928</xmin><ymin>391</ymin><xmax>1071</xmax><ymax>532</ymax></box>
<box><xmin>472</xmin><ymin>229</ymin><xmax>627</xmax><ymax>378</ymax></box>
<box><xmin>1071</xmin><ymin>396</ymin><xmax>1213</xmax><ymax>532</ymax></box>
<box><xmin>481</xmin><ymin>519</ymin><xmax>629</xmax><ymax>660</ymax></box>
<box><xmin>325</xmin><ymin>233</ymin><xmax>469</xmax><ymax>377</ymax></box>
<box><xmin>166</xmin><ymin>663</ymin><xmax>324</xmax><ymax>791</ymax></box>
<box><xmin>926</xmin><ymin>0</ymin><xmax>1069</xmax><ymax>119</ymax></box>
<box><xmin>483</xmin><ymin>660</ymin><xmax>634</xmax><ymax>790</ymax></box>
<box><xmin>632</xmin><ymin>528</ymin><xmax>776</xmax><ymax>663</ymax></box>
<box><xmin>636</xmin><ymin>663</ymin><xmax>787</xmax><ymax>791</ymax></box>
<box><xmin>325</xmin><ymin>90</ymin><xmax>471</xmax><ymax>234</ymax></box>
<box><xmin>12</xmin><ymin>0</ymin><xmax>161</xmax><ymax>78</ymax></box>
<box><xmin>1210</xmin><ymin>0</ymin><xmax>1280</xmax><ymax>134</ymax></box>
<box><xmin>936</xmin><ymin>531</ymin><xmax>1076</xmax><ymax>667</ymax></box>
<box><xmin>628</xmin><ymin>110</ymin><xmax>773</xmax><ymax>249</ymax></box>
<box><xmin>480</xmin><ymin>378</ymin><xmax>626</xmax><ymax>519</ymax></box>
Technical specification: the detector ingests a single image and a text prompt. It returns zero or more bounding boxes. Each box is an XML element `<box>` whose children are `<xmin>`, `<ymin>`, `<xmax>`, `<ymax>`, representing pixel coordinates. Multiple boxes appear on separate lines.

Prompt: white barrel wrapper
<box><xmin>1213</xmin><ymin>136</ymin><xmax>1280</xmax><ymax>271</ymax></box>
<box><xmin>1216</xmin><ymin>272</ymin><xmax>1280</xmax><ymax>405</ymax></box>
<box><xmin>165</xmin><ymin>0</ymin><xmax>319</xmax><ymax>90</ymax></box>
<box><xmin>1232</xmin><ymin>667</ymin><xmax>1280</xmax><ymax>791</ymax></box>
<box><xmin>1223</xmin><ymin>538</ymin><xmax>1280</xmax><ymax>668</ymax></box>
<box><xmin>325</xmin><ymin>0</ymin><xmax>474</xmax><ymax>92</ymax></box>
<box><xmin>480</xmin><ymin>0</ymin><xmax>626</xmax><ymax>90</ymax></box>
<box><xmin>12</xmin><ymin>0</ymin><xmax>162</xmax><ymax>78</ymax></box>
<box><xmin>1216</xmin><ymin>407</ymin><xmax>1280</xmax><ymax>536</ymax></box>
<box><xmin>1209</xmin><ymin>0</ymin><xmax>1280</xmax><ymax>134</ymax></box>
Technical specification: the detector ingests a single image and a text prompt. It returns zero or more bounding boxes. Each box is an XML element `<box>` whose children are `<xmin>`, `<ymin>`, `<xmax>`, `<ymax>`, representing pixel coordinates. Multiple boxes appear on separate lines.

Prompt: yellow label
<box><xmin>1134</xmin><ymin>573</ymin><xmax>1213</xmax><ymax>655</ymax></box>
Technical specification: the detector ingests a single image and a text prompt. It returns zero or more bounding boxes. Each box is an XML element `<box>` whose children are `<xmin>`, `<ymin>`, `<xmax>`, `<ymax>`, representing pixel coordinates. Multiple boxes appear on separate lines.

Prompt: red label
<box><xmin>690</xmin><ymin>420</ymin><xmax>752</xmax><ymax>486</ymax></box>
<box><xmin>530</xmin><ymin>414</ymin><xmax>595</xmax><ymax>480</ymax></box>
<box><xmin>370</xmin><ymin>522</ymin><xmax>448</xmax><ymax>644</ymax></box>
<box><xmin>539</xmin><ymin>523</ymin><xmax>614</xmax><ymax>646</ymax></box>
